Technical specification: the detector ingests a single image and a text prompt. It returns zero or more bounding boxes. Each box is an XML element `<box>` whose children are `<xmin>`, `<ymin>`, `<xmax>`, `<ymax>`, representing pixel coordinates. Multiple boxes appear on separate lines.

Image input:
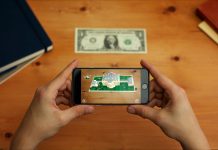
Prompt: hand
<box><xmin>10</xmin><ymin>60</ymin><xmax>94</xmax><ymax>150</ymax></box>
<box><xmin>127</xmin><ymin>60</ymin><xmax>210</xmax><ymax>150</ymax></box>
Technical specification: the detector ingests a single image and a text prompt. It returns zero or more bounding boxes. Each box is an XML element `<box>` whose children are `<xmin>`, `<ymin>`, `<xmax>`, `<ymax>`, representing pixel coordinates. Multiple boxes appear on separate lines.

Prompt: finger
<box><xmin>127</xmin><ymin>105</ymin><xmax>158</xmax><ymax>123</ymax></box>
<box><xmin>148</xmin><ymin>99</ymin><xmax>162</xmax><ymax>107</ymax></box>
<box><xmin>149</xmin><ymin>92</ymin><xmax>155</xmax><ymax>101</ymax></box>
<box><xmin>164</xmin><ymin>92</ymin><xmax>170</xmax><ymax>99</ymax></box>
<box><xmin>57</xmin><ymin>91</ymin><xmax>64</xmax><ymax>97</ymax></box>
<box><xmin>151</xmin><ymin>79</ymin><xmax>164</xmax><ymax>94</ymax></box>
<box><xmin>59</xmin><ymin>79</ymin><xmax>71</xmax><ymax>92</ymax></box>
<box><xmin>155</xmin><ymin>93</ymin><xmax>163</xmax><ymax>99</ymax></box>
<box><xmin>58</xmin><ymin>82</ymin><xmax>67</xmax><ymax>92</ymax></box>
<box><xmin>56</xmin><ymin>97</ymin><xmax>70</xmax><ymax>105</ymax></box>
<box><xmin>48</xmin><ymin>60</ymin><xmax>78</xmax><ymax>91</ymax></box>
<box><xmin>150</xmin><ymin>80</ymin><xmax>155</xmax><ymax>93</ymax></box>
<box><xmin>161</xmin><ymin>96</ymin><xmax>169</xmax><ymax>108</ymax></box>
<box><xmin>153</xmin><ymin>81</ymin><xmax>164</xmax><ymax>93</ymax></box>
<box><xmin>66</xmin><ymin>79</ymin><xmax>72</xmax><ymax>92</ymax></box>
<box><xmin>63</xmin><ymin>90</ymin><xmax>71</xmax><ymax>99</ymax></box>
<box><xmin>61</xmin><ymin>105</ymin><xmax>94</xmax><ymax>124</ymax></box>
<box><xmin>140</xmin><ymin>60</ymin><xmax>177</xmax><ymax>93</ymax></box>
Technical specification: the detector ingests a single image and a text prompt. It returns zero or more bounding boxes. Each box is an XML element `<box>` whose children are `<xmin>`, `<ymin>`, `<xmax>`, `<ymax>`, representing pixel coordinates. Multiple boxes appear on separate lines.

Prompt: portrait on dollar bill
<box><xmin>104</xmin><ymin>35</ymin><xmax>119</xmax><ymax>50</ymax></box>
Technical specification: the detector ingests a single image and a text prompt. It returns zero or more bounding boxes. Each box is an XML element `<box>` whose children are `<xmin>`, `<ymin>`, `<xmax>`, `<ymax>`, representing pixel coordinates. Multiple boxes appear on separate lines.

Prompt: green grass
<box><xmin>90</xmin><ymin>82</ymin><xmax>134</xmax><ymax>92</ymax></box>
<box><xmin>93</xmin><ymin>76</ymin><xmax>102</xmax><ymax>81</ymax></box>
<box><xmin>90</xmin><ymin>75</ymin><xmax>134</xmax><ymax>92</ymax></box>
<box><xmin>93</xmin><ymin>76</ymin><xmax>132</xmax><ymax>81</ymax></box>
<box><xmin>120</xmin><ymin>76</ymin><xmax>132</xmax><ymax>81</ymax></box>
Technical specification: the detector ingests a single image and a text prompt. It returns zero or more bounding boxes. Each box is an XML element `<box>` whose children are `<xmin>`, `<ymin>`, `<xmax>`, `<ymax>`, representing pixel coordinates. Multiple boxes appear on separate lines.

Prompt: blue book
<box><xmin>0</xmin><ymin>0</ymin><xmax>52</xmax><ymax>74</ymax></box>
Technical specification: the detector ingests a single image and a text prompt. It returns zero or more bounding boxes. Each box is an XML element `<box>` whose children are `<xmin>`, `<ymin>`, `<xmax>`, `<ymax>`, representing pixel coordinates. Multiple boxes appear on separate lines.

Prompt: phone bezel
<box><xmin>72</xmin><ymin>68</ymin><xmax>149</xmax><ymax>105</ymax></box>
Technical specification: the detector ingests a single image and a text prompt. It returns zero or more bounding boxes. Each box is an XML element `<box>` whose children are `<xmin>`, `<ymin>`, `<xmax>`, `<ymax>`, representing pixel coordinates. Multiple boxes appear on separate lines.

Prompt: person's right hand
<box><xmin>127</xmin><ymin>60</ymin><xmax>210</xmax><ymax>150</ymax></box>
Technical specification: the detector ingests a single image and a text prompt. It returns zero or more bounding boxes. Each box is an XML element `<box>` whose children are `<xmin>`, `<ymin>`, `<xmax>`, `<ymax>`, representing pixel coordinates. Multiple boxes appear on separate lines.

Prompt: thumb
<box><xmin>127</xmin><ymin>105</ymin><xmax>158</xmax><ymax>123</ymax></box>
<box><xmin>61</xmin><ymin>105</ymin><xmax>94</xmax><ymax>124</ymax></box>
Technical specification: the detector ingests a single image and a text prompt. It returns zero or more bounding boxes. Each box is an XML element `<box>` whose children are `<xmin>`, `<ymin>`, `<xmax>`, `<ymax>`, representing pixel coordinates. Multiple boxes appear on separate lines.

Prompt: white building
<box><xmin>102</xmin><ymin>72</ymin><xmax>120</xmax><ymax>88</ymax></box>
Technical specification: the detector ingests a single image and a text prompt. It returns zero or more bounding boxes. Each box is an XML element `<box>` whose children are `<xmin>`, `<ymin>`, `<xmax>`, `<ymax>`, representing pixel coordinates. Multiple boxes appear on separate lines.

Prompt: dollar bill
<box><xmin>75</xmin><ymin>28</ymin><xmax>147</xmax><ymax>53</ymax></box>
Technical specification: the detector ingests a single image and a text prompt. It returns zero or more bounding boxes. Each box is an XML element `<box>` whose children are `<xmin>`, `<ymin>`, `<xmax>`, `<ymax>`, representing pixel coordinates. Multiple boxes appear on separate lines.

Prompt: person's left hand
<box><xmin>10</xmin><ymin>60</ymin><xmax>94</xmax><ymax>150</ymax></box>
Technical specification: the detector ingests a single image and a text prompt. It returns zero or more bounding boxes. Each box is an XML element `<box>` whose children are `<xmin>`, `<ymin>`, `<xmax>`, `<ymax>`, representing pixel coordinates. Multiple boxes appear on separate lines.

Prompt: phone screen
<box><xmin>74</xmin><ymin>68</ymin><xmax>149</xmax><ymax>105</ymax></box>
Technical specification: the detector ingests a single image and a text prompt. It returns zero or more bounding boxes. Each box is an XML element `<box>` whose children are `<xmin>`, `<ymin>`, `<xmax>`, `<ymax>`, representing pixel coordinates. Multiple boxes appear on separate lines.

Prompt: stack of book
<box><xmin>0</xmin><ymin>0</ymin><xmax>53</xmax><ymax>84</ymax></box>
<box><xmin>196</xmin><ymin>0</ymin><xmax>218</xmax><ymax>44</ymax></box>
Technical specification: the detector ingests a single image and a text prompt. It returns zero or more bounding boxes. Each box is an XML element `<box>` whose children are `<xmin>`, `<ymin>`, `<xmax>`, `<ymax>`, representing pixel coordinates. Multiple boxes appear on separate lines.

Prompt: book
<box><xmin>0</xmin><ymin>55</ymin><xmax>42</xmax><ymax>84</ymax></box>
<box><xmin>0</xmin><ymin>0</ymin><xmax>52</xmax><ymax>84</ymax></box>
<box><xmin>196</xmin><ymin>0</ymin><xmax>218</xmax><ymax>32</ymax></box>
<box><xmin>199</xmin><ymin>21</ymin><xmax>218</xmax><ymax>44</ymax></box>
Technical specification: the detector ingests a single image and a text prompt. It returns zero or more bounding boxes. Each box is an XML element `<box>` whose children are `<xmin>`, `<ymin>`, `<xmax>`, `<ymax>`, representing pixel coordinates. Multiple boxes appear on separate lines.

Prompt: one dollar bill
<box><xmin>75</xmin><ymin>28</ymin><xmax>147</xmax><ymax>54</ymax></box>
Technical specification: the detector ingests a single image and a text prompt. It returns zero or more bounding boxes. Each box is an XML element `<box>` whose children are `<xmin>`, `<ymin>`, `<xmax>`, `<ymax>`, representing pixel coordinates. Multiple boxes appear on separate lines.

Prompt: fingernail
<box><xmin>86</xmin><ymin>106</ymin><xmax>94</xmax><ymax>113</ymax></box>
<box><xmin>128</xmin><ymin>106</ymin><xmax>136</xmax><ymax>114</ymax></box>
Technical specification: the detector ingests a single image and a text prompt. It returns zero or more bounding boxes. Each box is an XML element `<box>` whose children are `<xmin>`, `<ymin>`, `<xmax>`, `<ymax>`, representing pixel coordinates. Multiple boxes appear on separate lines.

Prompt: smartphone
<box><xmin>72</xmin><ymin>68</ymin><xmax>149</xmax><ymax>105</ymax></box>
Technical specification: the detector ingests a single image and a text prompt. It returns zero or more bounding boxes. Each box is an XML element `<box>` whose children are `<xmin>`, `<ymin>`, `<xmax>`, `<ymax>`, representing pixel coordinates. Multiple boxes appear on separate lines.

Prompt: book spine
<box><xmin>15</xmin><ymin>0</ymin><xmax>53</xmax><ymax>52</ymax></box>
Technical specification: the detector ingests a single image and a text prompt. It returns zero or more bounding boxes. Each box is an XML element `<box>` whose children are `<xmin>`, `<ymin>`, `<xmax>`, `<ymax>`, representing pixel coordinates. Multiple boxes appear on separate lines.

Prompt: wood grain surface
<box><xmin>0</xmin><ymin>0</ymin><xmax>218</xmax><ymax>149</ymax></box>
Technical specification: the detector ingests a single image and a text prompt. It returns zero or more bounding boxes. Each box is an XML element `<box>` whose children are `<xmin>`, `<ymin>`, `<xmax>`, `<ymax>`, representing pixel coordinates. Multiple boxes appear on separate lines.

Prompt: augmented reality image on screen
<box><xmin>81</xmin><ymin>69</ymin><xmax>141</xmax><ymax>104</ymax></box>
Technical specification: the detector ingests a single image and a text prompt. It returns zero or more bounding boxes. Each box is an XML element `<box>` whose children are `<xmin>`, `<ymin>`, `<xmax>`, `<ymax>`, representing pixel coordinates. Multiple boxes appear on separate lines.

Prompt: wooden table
<box><xmin>1</xmin><ymin>0</ymin><xmax>218</xmax><ymax>149</ymax></box>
